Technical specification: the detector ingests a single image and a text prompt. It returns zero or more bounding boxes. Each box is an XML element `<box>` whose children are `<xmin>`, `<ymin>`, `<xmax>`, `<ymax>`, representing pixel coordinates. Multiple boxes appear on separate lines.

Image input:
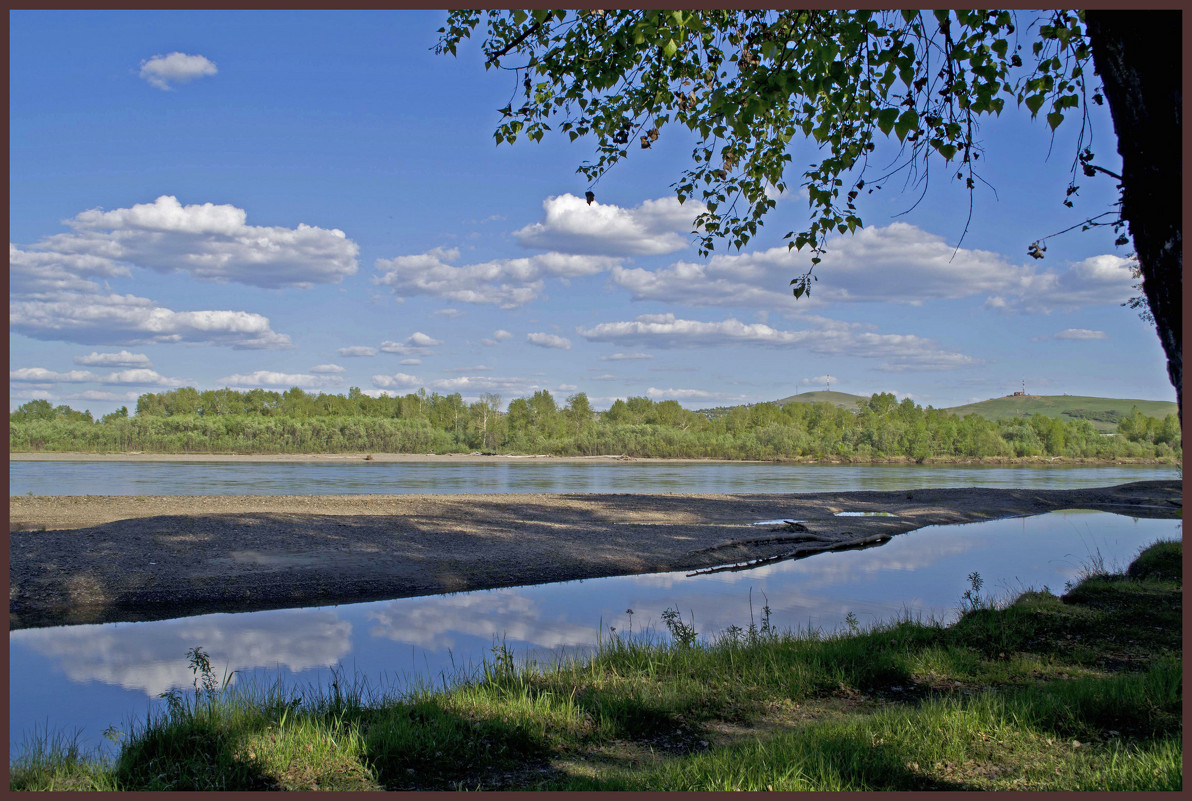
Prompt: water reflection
<box><xmin>9</xmin><ymin>511</ymin><xmax>1180</xmax><ymax>758</ymax></box>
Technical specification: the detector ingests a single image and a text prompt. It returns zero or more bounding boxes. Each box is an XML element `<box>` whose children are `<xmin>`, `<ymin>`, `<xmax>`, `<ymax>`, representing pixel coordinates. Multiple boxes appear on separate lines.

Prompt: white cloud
<box><xmin>374</xmin><ymin>245</ymin><xmax>618</xmax><ymax>308</ymax></box>
<box><xmin>29</xmin><ymin>196</ymin><xmax>358</xmax><ymax>289</ymax></box>
<box><xmin>527</xmin><ymin>332</ymin><xmax>572</xmax><ymax>350</ymax></box>
<box><xmin>514</xmin><ymin>194</ymin><xmax>698</xmax><ymax>256</ymax></box>
<box><xmin>577</xmin><ymin>313</ymin><xmax>976</xmax><ymax>372</ymax></box>
<box><xmin>398</xmin><ymin>358</ymin><xmax>421</xmax><ymax>365</ymax></box>
<box><xmin>601</xmin><ymin>352</ymin><xmax>652</xmax><ymax>361</ymax></box>
<box><xmin>10</xmin><ymin>292</ymin><xmax>291</xmax><ymax>349</ymax></box>
<box><xmin>139</xmin><ymin>52</ymin><xmax>218</xmax><ymax>90</ymax></box>
<box><xmin>1054</xmin><ymin>328</ymin><xmax>1108</xmax><ymax>340</ymax></box>
<box><xmin>999</xmin><ymin>255</ymin><xmax>1137</xmax><ymax>312</ymax></box>
<box><xmin>609</xmin><ymin>223</ymin><xmax>1136</xmax><ymax>314</ymax></box>
<box><xmin>9</xmin><ymin>244</ymin><xmax>130</xmax><ymax>296</ymax></box>
<box><xmin>644</xmin><ymin>387</ymin><xmax>753</xmax><ymax>405</ymax></box>
<box><xmin>11</xmin><ymin>368</ymin><xmax>98</xmax><ymax>384</ymax></box>
<box><xmin>427</xmin><ymin>374</ymin><xmax>546</xmax><ymax>399</ymax></box>
<box><xmin>444</xmin><ymin>365</ymin><xmax>492</xmax><ymax>373</ymax></box>
<box><xmin>802</xmin><ymin>375</ymin><xmax>841</xmax><ymax>387</ymax></box>
<box><xmin>220</xmin><ymin>371</ymin><xmax>343</xmax><ymax>389</ymax></box>
<box><xmin>102</xmin><ymin>369</ymin><xmax>188</xmax><ymax>386</ymax></box>
<box><xmin>557</xmin><ymin>384</ymin><xmax>578</xmax><ymax>392</ymax></box>
<box><xmin>11</xmin><ymin>367</ymin><xmax>187</xmax><ymax>387</ymax></box>
<box><xmin>482</xmin><ymin>329</ymin><xmax>514</xmax><ymax>346</ymax></box>
<box><xmin>371</xmin><ymin>372</ymin><xmax>423</xmax><ymax>390</ymax></box>
<box><xmin>337</xmin><ymin>346</ymin><xmax>378</xmax><ymax>357</ymax></box>
<box><xmin>380</xmin><ymin>332</ymin><xmax>443</xmax><ymax>356</ymax></box>
<box><xmin>74</xmin><ymin>350</ymin><xmax>152</xmax><ymax>368</ymax></box>
<box><xmin>309</xmin><ymin>364</ymin><xmax>347</xmax><ymax>374</ymax></box>
<box><xmin>64</xmin><ymin>390</ymin><xmax>142</xmax><ymax>403</ymax></box>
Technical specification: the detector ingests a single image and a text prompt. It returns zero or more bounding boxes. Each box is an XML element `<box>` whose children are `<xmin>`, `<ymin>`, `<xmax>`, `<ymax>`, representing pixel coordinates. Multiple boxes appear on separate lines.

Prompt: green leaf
<box><xmin>877</xmin><ymin>107</ymin><xmax>898</xmax><ymax>136</ymax></box>
<box><xmin>1046</xmin><ymin>110</ymin><xmax>1064</xmax><ymax>131</ymax></box>
<box><xmin>1024</xmin><ymin>93</ymin><xmax>1045</xmax><ymax>116</ymax></box>
<box><xmin>663</xmin><ymin>38</ymin><xmax>678</xmax><ymax>59</ymax></box>
<box><xmin>893</xmin><ymin>109</ymin><xmax>918</xmax><ymax>142</ymax></box>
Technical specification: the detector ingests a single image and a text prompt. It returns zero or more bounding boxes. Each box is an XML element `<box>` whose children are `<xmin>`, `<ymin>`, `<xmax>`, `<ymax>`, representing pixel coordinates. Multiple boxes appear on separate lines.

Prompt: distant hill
<box><xmin>698</xmin><ymin>391</ymin><xmax>1177</xmax><ymax>432</ymax></box>
<box><xmin>942</xmin><ymin>394</ymin><xmax>1178</xmax><ymax>432</ymax></box>
<box><xmin>773</xmin><ymin>390</ymin><xmax>869</xmax><ymax>411</ymax></box>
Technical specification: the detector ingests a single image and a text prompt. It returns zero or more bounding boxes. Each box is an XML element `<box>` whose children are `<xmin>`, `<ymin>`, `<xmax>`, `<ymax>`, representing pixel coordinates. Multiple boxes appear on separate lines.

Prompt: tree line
<box><xmin>9</xmin><ymin>387</ymin><xmax>1180</xmax><ymax>463</ymax></box>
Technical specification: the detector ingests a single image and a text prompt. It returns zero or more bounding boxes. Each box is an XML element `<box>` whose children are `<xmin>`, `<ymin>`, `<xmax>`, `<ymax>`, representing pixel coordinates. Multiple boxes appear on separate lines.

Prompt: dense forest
<box><xmin>8</xmin><ymin>386</ymin><xmax>1182</xmax><ymax>462</ymax></box>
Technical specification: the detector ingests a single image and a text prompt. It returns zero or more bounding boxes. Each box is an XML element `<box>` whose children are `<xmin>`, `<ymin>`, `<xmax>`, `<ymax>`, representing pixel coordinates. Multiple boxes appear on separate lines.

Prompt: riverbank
<box><xmin>11</xmin><ymin>539</ymin><xmax>1182</xmax><ymax>790</ymax></box>
<box><xmin>9</xmin><ymin>480</ymin><xmax>1182</xmax><ymax>630</ymax></box>
<box><xmin>10</xmin><ymin>451</ymin><xmax>1178</xmax><ymax>466</ymax></box>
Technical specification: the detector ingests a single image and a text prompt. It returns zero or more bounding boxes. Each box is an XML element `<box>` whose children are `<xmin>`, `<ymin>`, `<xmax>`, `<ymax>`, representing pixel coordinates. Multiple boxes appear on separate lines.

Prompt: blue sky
<box><xmin>9</xmin><ymin>10</ymin><xmax>1175</xmax><ymax>417</ymax></box>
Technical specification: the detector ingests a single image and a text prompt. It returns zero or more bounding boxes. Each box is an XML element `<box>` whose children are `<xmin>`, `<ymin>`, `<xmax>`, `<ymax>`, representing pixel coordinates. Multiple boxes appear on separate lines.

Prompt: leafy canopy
<box><xmin>437</xmin><ymin>9</ymin><xmax>1108</xmax><ymax>297</ymax></box>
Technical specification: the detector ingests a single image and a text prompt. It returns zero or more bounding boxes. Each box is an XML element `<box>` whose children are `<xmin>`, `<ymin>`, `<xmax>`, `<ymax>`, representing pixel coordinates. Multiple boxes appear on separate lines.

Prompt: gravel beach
<box><xmin>9</xmin><ymin>480</ymin><xmax>1182</xmax><ymax>630</ymax></box>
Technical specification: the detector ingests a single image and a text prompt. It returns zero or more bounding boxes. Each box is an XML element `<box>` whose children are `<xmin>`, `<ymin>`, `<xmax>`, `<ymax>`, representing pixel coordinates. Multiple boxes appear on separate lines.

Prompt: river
<box><xmin>7</xmin><ymin>459</ymin><xmax>1179</xmax><ymax>496</ymax></box>
<box><xmin>7</xmin><ymin>460</ymin><xmax>1182</xmax><ymax>760</ymax></box>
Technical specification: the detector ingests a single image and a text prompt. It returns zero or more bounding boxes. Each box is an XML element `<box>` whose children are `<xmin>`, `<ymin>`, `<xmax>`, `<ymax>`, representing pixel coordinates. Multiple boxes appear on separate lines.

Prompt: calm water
<box><xmin>9</xmin><ymin>510</ymin><xmax>1180</xmax><ymax>759</ymax></box>
<box><xmin>8</xmin><ymin>460</ymin><xmax>1180</xmax><ymax>496</ymax></box>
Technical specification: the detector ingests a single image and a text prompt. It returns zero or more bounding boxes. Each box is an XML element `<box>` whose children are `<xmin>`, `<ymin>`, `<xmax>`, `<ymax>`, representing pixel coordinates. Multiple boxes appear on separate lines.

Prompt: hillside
<box><xmin>773</xmin><ymin>390</ymin><xmax>869</xmax><ymax>410</ymax></box>
<box><xmin>942</xmin><ymin>394</ymin><xmax>1178</xmax><ymax>432</ymax></box>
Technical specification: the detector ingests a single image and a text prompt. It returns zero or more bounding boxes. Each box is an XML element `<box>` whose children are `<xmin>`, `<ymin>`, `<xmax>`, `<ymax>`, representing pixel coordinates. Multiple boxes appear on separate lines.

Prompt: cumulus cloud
<box><xmin>645</xmin><ymin>387</ymin><xmax>748</xmax><ymax>402</ymax></box>
<box><xmin>371</xmin><ymin>372</ymin><xmax>423</xmax><ymax>390</ymax></box>
<box><xmin>11</xmin><ymin>367</ymin><xmax>187</xmax><ymax>387</ymax></box>
<box><xmin>139</xmin><ymin>52</ymin><xmax>218</xmax><ymax>90</ymax></box>
<box><xmin>102</xmin><ymin>369</ymin><xmax>189</xmax><ymax>386</ymax></box>
<box><xmin>9</xmin><ymin>243</ymin><xmax>131</xmax><ymax>296</ymax></box>
<box><xmin>514</xmin><ymin>194</ymin><xmax>698</xmax><ymax>256</ymax></box>
<box><xmin>64</xmin><ymin>390</ymin><xmax>142</xmax><ymax>403</ymax></box>
<box><xmin>426</xmin><ymin>374</ymin><xmax>547</xmax><ymax>399</ymax></box>
<box><xmin>577</xmin><ymin>313</ymin><xmax>976</xmax><ymax>372</ymax></box>
<box><xmin>74</xmin><ymin>350</ymin><xmax>152</xmax><ymax>368</ymax></box>
<box><xmin>10</xmin><ymin>292</ymin><xmax>291</xmax><ymax>349</ymax></box>
<box><xmin>1054</xmin><ymin>328</ymin><xmax>1108</xmax><ymax>340</ymax></box>
<box><xmin>374</xmin><ymin>245</ymin><xmax>618</xmax><ymax>308</ymax></box>
<box><xmin>11</xmin><ymin>368</ymin><xmax>98</xmax><ymax>384</ymax></box>
<box><xmin>482</xmin><ymin>329</ymin><xmax>514</xmax><ymax>346</ymax></box>
<box><xmin>994</xmin><ymin>255</ymin><xmax>1137</xmax><ymax>312</ymax></box>
<box><xmin>29</xmin><ymin>195</ymin><xmax>358</xmax><ymax>289</ymax></box>
<box><xmin>526</xmin><ymin>332</ymin><xmax>572</xmax><ymax>350</ymax></box>
<box><xmin>309</xmin><ymin>363</ymin><xmax>346</xmax><ymax>374</ymax></box>
<box><xmin>380</xmin><ymin>332</ymin><xmax>443</xmax><ymax>356</ymax></box>
<box><xmin>601</xmin><ymin>352</ymin><xmax>652</xmax><ymax>361</ymax></box>
<box><xmin>398</xmin><ymin>358</ymin><xmax>421</xmax><ymax>365</ymax></box>
<box><xmin>221</xmin><ymin>370</ymin><xmax>343</xmax><ymax>389</ymax></box>
<box><xmin>609</xmin><ymin>223</ymin><xmax>1136</xmax><ymax>313</ymax></box>
<box><xmin>337</xmin><ymin>346</ymin><xmax>378</xmax><ymax>357</ymax></box>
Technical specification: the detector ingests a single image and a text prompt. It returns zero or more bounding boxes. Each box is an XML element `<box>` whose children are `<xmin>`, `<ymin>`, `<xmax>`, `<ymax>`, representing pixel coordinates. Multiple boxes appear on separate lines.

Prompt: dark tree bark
<box><xmin>1086</xmin><ymin>11</ymin><xmax>1182</xmax><ymax>425</ymax></box>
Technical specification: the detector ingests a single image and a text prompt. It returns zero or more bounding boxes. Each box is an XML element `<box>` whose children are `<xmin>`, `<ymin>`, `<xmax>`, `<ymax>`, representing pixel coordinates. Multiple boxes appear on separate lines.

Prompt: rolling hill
<box><xmin>773</xmin><ymin>390</ymin><xmax>869</xmax><ymax>411</ymax></box>
<box><xmin>941</xmin><ymin>394</ymin><xmax>1178</xmax><ymax>432</ymax></box>
<box><xmin>699</xmin><ymin>391</ymin><xmax>1176</xmax><ymax>433</ymax></box>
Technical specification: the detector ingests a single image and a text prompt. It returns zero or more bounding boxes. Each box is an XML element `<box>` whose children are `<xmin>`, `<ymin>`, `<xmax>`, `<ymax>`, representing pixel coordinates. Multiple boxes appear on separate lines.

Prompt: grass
<box><xmin>942</xmin><ymin>394</ymin><xmax>1178</xmax><ymax>432</ymax></box>
<box><xmin>10</xmin><ymin>538</ymin><xmax>1183</xmax><ymax>791</ymax></box>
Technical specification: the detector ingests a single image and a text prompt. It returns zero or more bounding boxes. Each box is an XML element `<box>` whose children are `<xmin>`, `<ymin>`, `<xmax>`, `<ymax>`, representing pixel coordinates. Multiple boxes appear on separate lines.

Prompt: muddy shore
<box><xmin>9</xmin><ymin>480</ymin><xmax>1182</xmax><ymax>630</ymax></box>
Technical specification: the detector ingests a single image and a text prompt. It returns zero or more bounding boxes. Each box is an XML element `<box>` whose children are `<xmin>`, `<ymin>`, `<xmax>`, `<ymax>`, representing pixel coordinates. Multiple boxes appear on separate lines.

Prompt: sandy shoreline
<box><xmin>9</xmin><ymin>480</ymin><xmax>1181</xmax><ymax>630</ymax></box>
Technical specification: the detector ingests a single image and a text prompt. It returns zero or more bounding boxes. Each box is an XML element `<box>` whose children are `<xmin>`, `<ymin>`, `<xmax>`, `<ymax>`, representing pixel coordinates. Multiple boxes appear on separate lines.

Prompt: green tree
<box><xmin>438</xmin><ymin>10</ymin><xmax>1181</xmax><ymax>420</ymax></box>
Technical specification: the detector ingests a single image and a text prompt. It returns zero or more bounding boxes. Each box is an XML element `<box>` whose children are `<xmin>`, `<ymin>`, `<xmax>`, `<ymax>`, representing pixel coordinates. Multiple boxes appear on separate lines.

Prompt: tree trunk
<box><xmin>1086</xmin><ymin>11</ymin><xmax>1183</xmax><ymax>426</ymax></box>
